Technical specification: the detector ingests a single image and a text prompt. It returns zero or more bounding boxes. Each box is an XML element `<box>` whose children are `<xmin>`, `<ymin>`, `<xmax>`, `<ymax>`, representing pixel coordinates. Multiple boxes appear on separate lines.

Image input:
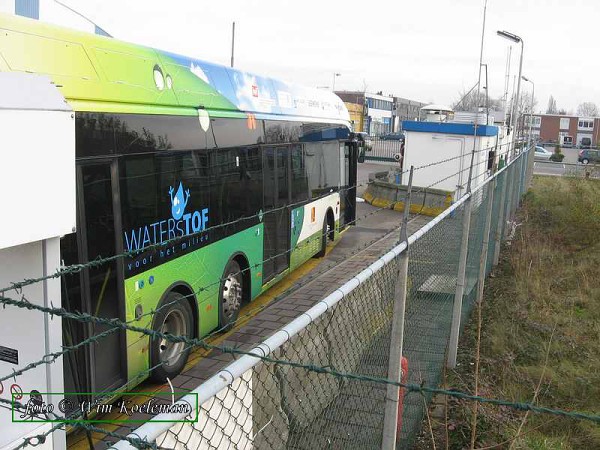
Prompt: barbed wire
<box><xmin>0</xmin><ymin>178</ymin><xmax>426</xmax><ymax>387</ymax></box>
<box><xmin>0</xmin><ymin>137</ymin><xmax>517</xmax><ymax>296</ymax></box>
<box><xmin>0</xmin><ymin>144</ymin><xmax>509</xmax><ymax>306</ymax></box>
<box><xmin>0</xmin><ymin>147</ymin><xmax>542</xmax><ymax>449</ymax></box>
<box><xmin>0</xmin><ymin>145</ymin><xmax>517</xmax><ymax>380</ymax></box>
<box><xmin>4</xmin><ymin>151</ymin><xmax>588</xmax><ymax>450</ymax></box>
<box><xmin>0</xmin><ymin>146</ymin><xmax>523</xmax><ymax>410</ymax></box>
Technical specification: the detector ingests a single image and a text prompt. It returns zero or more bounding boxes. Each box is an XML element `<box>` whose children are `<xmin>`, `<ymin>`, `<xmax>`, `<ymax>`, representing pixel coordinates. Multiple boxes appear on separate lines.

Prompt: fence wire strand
<box><xmin>6</xmin><ymin>149</ymin><xmax>591</xmax><ymax>450</ymax></box>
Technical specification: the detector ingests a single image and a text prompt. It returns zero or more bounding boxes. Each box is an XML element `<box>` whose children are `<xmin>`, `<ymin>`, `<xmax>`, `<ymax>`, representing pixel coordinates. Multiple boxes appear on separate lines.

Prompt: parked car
<box><xmin>380</xmin><ymin>132</ymin><xmax>405</xmax><ymax>141</ymax></box>
<box><xmin>533</xmin><ymin>146</ymin><xmax>553</xmax><ymax>161</ymax></box>
<box><xmin>578</xmin><ymin>149</ymin><xmax>600</xmax><ymax>164</ymax></box>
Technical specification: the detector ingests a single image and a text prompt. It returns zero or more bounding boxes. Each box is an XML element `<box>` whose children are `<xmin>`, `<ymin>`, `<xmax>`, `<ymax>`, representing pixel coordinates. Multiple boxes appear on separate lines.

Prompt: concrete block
<box><xmin>364</xmin><ymin>179</ymin><xmax>453</xmax><ymax>217</ymax></box>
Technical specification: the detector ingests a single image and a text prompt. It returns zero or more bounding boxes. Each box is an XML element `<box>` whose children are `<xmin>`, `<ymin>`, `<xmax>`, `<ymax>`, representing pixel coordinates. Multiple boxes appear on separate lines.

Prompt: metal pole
<box><xmin>230</xmin><ymin>22</ymin><xmax>235</xmax><ymax>68</ymax></box>
<box><xmin>522</xmin><ymin>77</ymin><xmax>535</xmax><ymax>149</ymax></box>
<box><xmin>503</xmin><ymin>156</ymin><xmax>517</xmax><ymax>238</ymax></box>
<box><xmin>447</xmin><ymin>133</ymin><xmax>478</xmax><ymax>368</ymax></box>
<box><xmin>469</xmin><ymin>169</ymin><xmax>496</xmax><ymax>447</ymax></box>
<box><xmin>447</xmin><ymin>0</ymin><xmax>488</xmax><ymax>369</ymax></box>
<box><xmin>483</xmin><ymin>63</ymin><xmax>489</xmax><ymax>124</ymax></box>
<box><xmin>503</xmin><ymin>36</ymin><xmax>523</xmax><ymax>236</ymax></box>
<box><xmin>332</xmin><ymin>73</ymin><xmax>340</xmax><ymax>92</ymax></box>
<box><xmin>492</xmin><ymin>165</ymin><xmax>508</xmax><ymax>266</ymax></box>
<box><xmin>503</xmin><ymin>46</ymin><xmax>512</xmax><ymax>125</ymax></box>
<box><xmin>511</xmin><ymin>40</ymin><xmax>524</xmax><ymax>160</ymax></box>
<box><xmin>530</xmin><ymin>82</ymin><xmax>534</xmax><ymax>142</ymax></box>
<box><xmin>480</xmin><ymin>180</ymin><xmax>496</xmax><ymax>285</ymax></box>
<box><xmin>382</xmin><ymin>167</ymin><xmax>414</xmax><ymax>450</ymax></box>
<box><xmin>447</xmin><ymin>192</ymin><xmax>472</xmax><ymax>368</ymax></box>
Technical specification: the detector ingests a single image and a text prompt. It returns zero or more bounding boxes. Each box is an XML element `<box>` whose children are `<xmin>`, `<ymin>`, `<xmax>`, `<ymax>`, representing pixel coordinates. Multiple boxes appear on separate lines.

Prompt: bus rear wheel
<box><xmin>219</xmin><ymin>260</ymin><xmax>243</xmax><ymax>331</ymax></box>
<box><xmin>316</xmin><ymin>218</ymin><xmax>328</xmax><ymax>257</ymax></box>
<box><xmin>150</xmin><ymin>292</ymin><xmax>193</xmax><ymax>382</ymax></box>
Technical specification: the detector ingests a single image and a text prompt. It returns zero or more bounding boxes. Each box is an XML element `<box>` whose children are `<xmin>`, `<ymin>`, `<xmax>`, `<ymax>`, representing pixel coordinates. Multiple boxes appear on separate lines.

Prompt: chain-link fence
<box><xmin>110</xmin><ymin>149</ymin><xmax>534</xmax><ymax>450</ymax></box>
<box><xmin>563</xmin><ymin>162</ymin><xmax>600</xmax><ymax>178</ymax></box>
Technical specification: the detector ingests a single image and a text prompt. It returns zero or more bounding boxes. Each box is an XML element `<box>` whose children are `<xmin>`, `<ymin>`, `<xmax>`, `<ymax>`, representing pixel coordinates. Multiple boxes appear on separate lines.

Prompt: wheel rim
<box><xmin>158</xmin><ymin>309</ymin><xmax>186</xmax><ymax>367</ymax></box>
<box><xmin>222</xmin><ymin>271</ymin><xmax>242</xmax><ymax>320</ymax></box>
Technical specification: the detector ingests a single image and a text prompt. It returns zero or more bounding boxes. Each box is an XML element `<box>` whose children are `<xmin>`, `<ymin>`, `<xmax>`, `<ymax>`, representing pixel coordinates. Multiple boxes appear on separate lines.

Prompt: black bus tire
<box><xmin>219</xmin><ymin>260</ymin><xmax>243</xmax><ymax>331</ymax></box>
<box><xmin>315</xmin><ymin>218</ymin><xmax>328</xmax><ymax>258</ymax></box>
<box><xmin>150</xmin><ymin>292</ymin><xmax>193</xmax><ymax>382</ymax></box>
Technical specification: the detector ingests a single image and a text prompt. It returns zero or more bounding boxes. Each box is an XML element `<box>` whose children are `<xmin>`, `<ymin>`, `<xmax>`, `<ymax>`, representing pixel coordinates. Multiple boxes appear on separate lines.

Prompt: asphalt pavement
<box><xmin>534</xmin><ymin>146</ymin><xmax>600</xmax><ymax>177</ymax></box>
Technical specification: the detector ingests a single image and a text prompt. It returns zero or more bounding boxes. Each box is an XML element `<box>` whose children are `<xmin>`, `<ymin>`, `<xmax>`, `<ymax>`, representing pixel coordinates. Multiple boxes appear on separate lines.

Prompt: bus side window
<box><xmin>239</xmin><ymin>147</ymin><xmax>263</xmax><ymax>217</ymax></box>
<box><xmin>290</xmin><ymin>144</ymin><xmax>309</xmax><ymax>203</ymax></box>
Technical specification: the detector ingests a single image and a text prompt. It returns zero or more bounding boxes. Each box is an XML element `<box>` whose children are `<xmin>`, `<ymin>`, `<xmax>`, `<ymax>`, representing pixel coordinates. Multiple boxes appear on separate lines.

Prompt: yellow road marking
<box><xmin>68</xmin><ymin>245</ymin><xmax>334</xmax><ymax>448</ymax></box>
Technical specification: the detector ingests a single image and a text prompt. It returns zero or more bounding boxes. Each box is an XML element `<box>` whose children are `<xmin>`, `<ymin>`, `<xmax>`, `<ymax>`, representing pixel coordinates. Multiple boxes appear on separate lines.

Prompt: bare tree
<box><xmin>576</xmin><ymin>102</ymin><xmax>599</xmax><ymax>117</ymax></box>
<box><xmin>507</xmin><ymin>92</ymin><xmax>538</xmax><ymax>119</ymax></box>
<box><xmin>546</xmin><ymin>95</ymin><xmax>557</xmax><ymax>114</ymax></box>
<box><xmin>453</xmin><ymin>87</ymin><xmax>502</xmax><ymax>112</ymax></box>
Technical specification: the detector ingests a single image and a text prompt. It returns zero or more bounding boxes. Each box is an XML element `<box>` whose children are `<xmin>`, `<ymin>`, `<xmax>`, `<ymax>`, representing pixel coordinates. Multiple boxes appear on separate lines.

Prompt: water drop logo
<box><xmin>169</xmin><ymin>182</ymin><xmax>190</xmax><ymax>220</ymax></box>
<box><xmin>123</xmin><ymin>180</ymin><xmax>209</xmax><ymax>258</ymax></box>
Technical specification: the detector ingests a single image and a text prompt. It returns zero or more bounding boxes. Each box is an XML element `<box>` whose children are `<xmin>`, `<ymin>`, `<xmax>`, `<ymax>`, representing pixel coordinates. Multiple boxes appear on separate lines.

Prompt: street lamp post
<box><xmin>332</xmin><ymin>73</ymin><xmax>341</xmax><ymax>92</ymax></box>
<box><xmin>522</xmin><ymin>76</ymin><xmax>535</xmax><ymax>148</ymax></box>
<box><xmin>497</xmin><ymin>30</ymin><xmax>524</xmax><ymax>159</ymax></box>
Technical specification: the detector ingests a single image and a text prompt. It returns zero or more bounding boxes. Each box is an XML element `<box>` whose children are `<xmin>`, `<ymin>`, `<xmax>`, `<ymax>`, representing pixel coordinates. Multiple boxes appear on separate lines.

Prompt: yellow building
<box><xmin>344</xmin><ymin>102</ymin><xmax>364</xmax><ymax>132</ymax></box>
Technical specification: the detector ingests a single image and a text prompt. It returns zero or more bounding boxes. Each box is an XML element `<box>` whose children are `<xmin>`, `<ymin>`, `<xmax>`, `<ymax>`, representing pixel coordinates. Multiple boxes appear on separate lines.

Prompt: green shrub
<box><xmin>550</xmin><ymin>146</ymin><xmax>565</xmax><ymax>162</ymax></box>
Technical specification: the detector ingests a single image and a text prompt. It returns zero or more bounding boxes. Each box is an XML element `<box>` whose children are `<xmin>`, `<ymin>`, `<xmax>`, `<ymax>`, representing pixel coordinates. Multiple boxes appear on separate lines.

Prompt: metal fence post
<box><xmin>477</xmin><ymin>179</ymin><xmax>496</xmax><ymax>304</ymax></box>
<box><xmin>447</xmin><ymin>194</ymin><xmax>472</xmax><ymax>369</ymax></box>
<box><xmin>527</xmin><ymin>146</ymin><xmax>535</xmax><ymax>186</ymax></box>
<box><xmin>503</xmin><ymin>157</ymin><xmax>516</xmax><ymax>238</ymax></box>
<box><xmin>382</xmin><ymin>167</ymin><xmax>414</xmax><ymax>450</ymax></box>
<box><xmin>447</xmin><ymin>144</ymin><xmax>477</xmax><ymax>368</ymax></box>
<box><xmin>469</xmin><ymin>174</ymin><xmax>496</xmax><ymax>444</ymax></box>
<box><xmin>492</xmin><ymin>165</ymin><xmax>508</xmax><ymax>266</ymax></box>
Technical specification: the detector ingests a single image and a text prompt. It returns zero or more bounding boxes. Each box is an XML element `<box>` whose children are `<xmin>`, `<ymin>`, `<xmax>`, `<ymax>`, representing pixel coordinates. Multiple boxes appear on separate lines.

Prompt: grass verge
<box><xmin>418</xmin><ymin>175</ymin><xmax>600</xmax><ymax>449</ymax></box>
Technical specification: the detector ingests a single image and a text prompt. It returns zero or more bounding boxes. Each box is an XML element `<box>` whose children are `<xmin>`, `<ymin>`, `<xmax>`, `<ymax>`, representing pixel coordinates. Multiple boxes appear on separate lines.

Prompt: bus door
<box><xmin>262</xmin><ymin>146</ymin><xmax>291</xmax><ymax>282</ymax></box>
<box><xmin>62</xmin><ymin>161</ymin><xmax>127</xmax><ymax>397</ymax></box>
<box><xmin>342</xmin><ymin>141</ymin><xmax>358</xmax><ymax>226</ymax></box>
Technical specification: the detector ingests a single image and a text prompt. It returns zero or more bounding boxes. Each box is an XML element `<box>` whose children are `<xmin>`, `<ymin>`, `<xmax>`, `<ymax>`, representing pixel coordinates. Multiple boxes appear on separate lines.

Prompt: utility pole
<box><xmin>230</xmin><ymin>22</ymin><xmax>235</xmax><ymax>68</ymax></box>
<box><xmin>447</xmin><ymin>0</ymin><xmax>488</xmax><ymax>369</ymax></box>
<box><xmin>332</xmin><ymin>72</ymin><xmax>341</xmax><ymax>92</ymax></box>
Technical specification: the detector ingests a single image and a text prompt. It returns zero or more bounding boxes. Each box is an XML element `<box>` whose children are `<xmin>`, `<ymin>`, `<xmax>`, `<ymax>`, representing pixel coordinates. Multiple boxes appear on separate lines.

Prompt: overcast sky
<box><xmin>68</xmin><ymin>0</ymin><xmax>598</xmax><ymax>114</ymax></box>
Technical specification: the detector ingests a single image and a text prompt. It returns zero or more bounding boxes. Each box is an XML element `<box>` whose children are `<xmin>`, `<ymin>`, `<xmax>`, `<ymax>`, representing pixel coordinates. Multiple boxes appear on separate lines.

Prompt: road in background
<box><xmin>534</xmin><ymin>161</ymin><xmax>568</xmax><ymax>176</ymax></box>
<box><xmin>534</xmin><ymin>144</ymin><xmax>599</xmax><ymax>178</ymax></box>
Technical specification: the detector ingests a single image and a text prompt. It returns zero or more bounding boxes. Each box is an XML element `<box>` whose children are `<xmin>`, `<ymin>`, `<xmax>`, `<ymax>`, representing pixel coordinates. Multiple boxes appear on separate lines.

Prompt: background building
<box><xmin>0</xmin><ymin>0</ymin><xmax>111</xmax><ymax>35</ymax></box>
<box><xmin>336</xmin><ymin>91</ymin><xmax>394</xmax><ymax>136</ymax></box>
<box><xmin>524</xmin><ymin>113</ymin><xmax>600</xmax><ymax>147</ymax></box>
<box><xmin>393</xmin><ymin>97</ymin><xmax>426</xmax><ymax>130</ymax></box>
<box><xmin>336</xmin><ymin>90</ymin><xmax>424</xmax><ymax>136</ymax></box>
<box><xmin>343</xmin><ymin>101</ymin><xmax>365</xmax><ymax>132</ymax></box>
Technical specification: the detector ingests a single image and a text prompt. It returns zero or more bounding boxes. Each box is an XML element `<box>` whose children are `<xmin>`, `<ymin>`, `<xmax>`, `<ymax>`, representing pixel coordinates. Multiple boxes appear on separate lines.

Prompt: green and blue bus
<box><xmin>0</xmin><ymin>14</ymin><xmax>358</xmax><ymax>396</ymax></box>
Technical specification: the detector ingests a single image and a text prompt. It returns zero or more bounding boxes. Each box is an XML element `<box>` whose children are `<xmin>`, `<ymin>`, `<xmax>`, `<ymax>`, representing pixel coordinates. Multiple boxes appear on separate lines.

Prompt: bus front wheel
<box><xmin>219</xmin><ymin>260</ymin><xmax>243</xmax><ymax>331</ymax></box>
<box><xmin>150</xmin><ymin>292</ymin><xmax>193</xmax><ymax>382</ymax></box>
